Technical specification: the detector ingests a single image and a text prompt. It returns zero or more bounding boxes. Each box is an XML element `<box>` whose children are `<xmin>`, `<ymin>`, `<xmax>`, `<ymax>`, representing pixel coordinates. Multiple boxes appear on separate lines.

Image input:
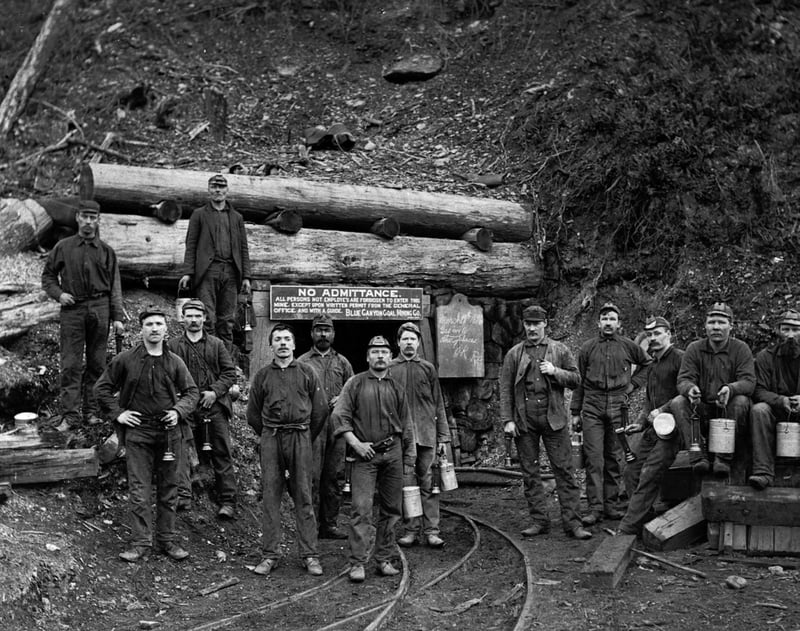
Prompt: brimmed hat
<box><xmin>778</xmin><ymin>309</ymin><xmax>800</xmax><ymax>327</ymax></box>
<box><xmin>208</xmin><ymin>174</ymin><xmax>228</xmax><ymax>186</ymax></box>
<box><xmin>397</xmin><ymin>322</ymin><xmax>421</xmax><ymax>339</ymax></box>
<box><xmin>181</xmin><ymin>299</ymin><xmax>206</xmax><ymax>314</ymax></box>
<box><xmin>311</xmin><ymin>314</ymin><xmax>334</xmax><ymax>328</ymax></box>
<box><xmin>644</xmin><ymin>316</ymin><xmax>671</xmax><ymax>331</ymax></box>
<box><xmin>522</xmin><ymin>305</ymin><xmax>547</xmax><ymax>322</ymax></box>
<box><xmin>599</xmin><ymin>302</ymin><xmax>620</xmax><ymax>316</ymax></box>
<box><xmin>139</xmin><ymin>306</ymin><xmax>168</xmax><ymax>323</ymax></box>
<box><xmin>78</xmin><ymin>199</ymin><xmax>100</xmax><ymax>214</ymax></box>
<box><xmin>706</xmin><ymin>302</ymin><xmax>733</xmax><ymax>320</ymax></box>
<box><xmin>367</xmin><ymin>335</ymin><xmax>391</xmax><ymax>349</ymax></box>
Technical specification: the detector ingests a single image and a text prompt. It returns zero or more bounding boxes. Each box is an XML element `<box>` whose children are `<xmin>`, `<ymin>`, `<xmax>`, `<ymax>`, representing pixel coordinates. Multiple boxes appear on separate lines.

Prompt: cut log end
<box><xmin>151</xmin><ymin>200</ymin><xmax>182</xmax><ymax>224</ymax></box>
<box><xmin>265</xmin><ymin>209</ymin><xmax>303</xmax><ymax>234</ymax></box>
<box><xmin>79</xmin><ymin>163</ymin><xmax>94</xmax><ymax>200</ymax></box>
<box><xmin>370</xmin><ymin>217</ymin><xmax>400</xmax><ymax>239</ymax></box>
<box><xmin>461</xmin><ymin>227</ymin><xmax>493</xmax><ymax>252</ymax></box>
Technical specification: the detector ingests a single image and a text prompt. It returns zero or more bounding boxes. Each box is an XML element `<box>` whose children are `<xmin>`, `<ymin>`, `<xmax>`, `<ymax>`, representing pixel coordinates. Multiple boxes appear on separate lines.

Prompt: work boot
<box><xmin>604</xmin><ymin>507</ymin><xmax>625</xmax><ymax>520</ymax></box>
<box><xmin>748</xmin><ymin>474</ymin><xmax>771</xmax><ymax>490</ymax></box>
<box><xmin>691</xmin><ymin>457</ymin><xmax>710</xmax><ymax>475</ymax></box>
<box><xmin>119</xmin><ymin>546</ymin><xmax>150</xmax><ymax>563</ymax></box>
<box><xmin>378</xmin><ymin>560</ymin><xmax>400</xmax><ymax>576</ymax></box>
<box><xmin>426</xmin><ymin>534</ymin><xmax>445</xmax><ymax>548</ymax></box>
<box><xmin>319</xmin><ymin>526</ymin><xmax>348</xmax><ymax>540</ymax></box>
<box><xmin>581</xmin><ymin>512</ymin><xmax>601</xmax><ymax>526</ymax></box>
<box><xmin>712</xmin><ymin>457</ymin><xmax>730</xmax><ymax>478</ymax></box>
<box><xmin>254</xmin><ymin>558</ymin><xmax>276</xmax><ymax>576</ymax></box>
<box><xmin>570</xmin><ymin>526</ymin><xmax>593</xmax><ymax>540</ymax></box>
<box><xmin>521</xmin><ymin>523</ymin><xmax>549</xmax><ymax>537</ymax></box>
<box><xmin>397</xmin><ymin>532</ymin><xmax>417</xmax><ymax>547</ymax></box>
<box><xmin>303</xmin><ymin>557</ymin><xmax>323</xmax><ymax>576</ymax></box>
<box><xmin>159</xmin><ymin>542</ymin><xmax>189</xmax><ymax>561</ymax></box>
<box><xmin>217</xmin><ymin>505</ymin><xmax>235</xmax><ymax>519</ymax></box>
<box><xmin>349</xmin><ymin>564</ymin><xmax>365</xmax><ymax>583</ymax></box>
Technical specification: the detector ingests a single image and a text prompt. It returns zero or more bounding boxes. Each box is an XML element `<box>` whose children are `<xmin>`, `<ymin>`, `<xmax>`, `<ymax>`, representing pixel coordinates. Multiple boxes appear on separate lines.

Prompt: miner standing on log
<box><xmin>247</xmin><ymin>323</ymin><xmax>328</xmax><ymax>578</ymax></box>
<box><xmin>499</xmin><ymin>305</ymin><xmax>592</xmax><ymax>540</ymax></box>
<box><xmin>671</xmin><ymin>302</ymin><xmax>755</xmax><ymax>478</ymax></box>
<box><xmin>571</xmin><ymin>302</ymin><xmax>650</xmax><ymax>526</ymax></box>
<box><xmin>168</xmin><ymin>299</ymin><xmax>238</xmax><ymax>518</ymax></box>
<box><xmin>392</xmin><ymin>321</ymin><xmax>451</xmax><ymax>549</ymax></box>
<box><xmin>179</xmin><ymin>173</ymin><xmax>251</xmax><ymax>352</ymax></box>
<box><xmin>298</xmin><ymin>314</ymin><xmax>354</xmax><ymax>540</ymax></box>
<box><xmin>617</xmin><ymin>316</ymin><xmax>684</xmax><ymax>535</ymax></box>
<box><xmin>331</xmin><ymin>335</ymin><xmax>416</xmax><ymax>583</ymax></box>
<box><xmin>748</xmin><ymin>309</ymin><xmax>800</xmax><ymax>490</ymax></box>
<box><xmin>42</xmin><ymin>199</ymin><xmax>125</xmax><ymax>430</ymax></box>
<box><xmin>95</xmin><ymin>307</ymin><xmax>199</xmax><ymax>562</ymax></box>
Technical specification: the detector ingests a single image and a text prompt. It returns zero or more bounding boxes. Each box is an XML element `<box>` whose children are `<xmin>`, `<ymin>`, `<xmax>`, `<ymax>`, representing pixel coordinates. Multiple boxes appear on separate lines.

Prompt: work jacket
<box><xmin>182</xmin><ymin>202</ymin><xmax>251</xmax><ymax>285</ymax></box>
<box><xmin>677</xmin><ymin>337</ymin><xmax>755</xmax><ymax>404</ymax></box>
<box><xmin>390</xmin><ymin>354</ymin><xmax>450</xmax><ymax>448</ymax></box>
<box><xmin>753</xmin><ymin>344</ymin><xmax>800</xmax><ymax>409</ymax></box>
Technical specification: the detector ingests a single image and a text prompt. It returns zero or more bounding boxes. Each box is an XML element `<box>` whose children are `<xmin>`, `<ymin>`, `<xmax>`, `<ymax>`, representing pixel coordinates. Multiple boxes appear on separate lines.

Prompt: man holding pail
<box><xmin>671</xmin><ymin>302</ymin><xmax>755</xmax><ymax>478</ymax></box>
<box><xmin>749</xmin><ymin>309</ymin><xmax>800</xmax><ymax>490</ymax></box>
<box><xmin>330</xmin><ymin>335</ymin><xmax>416</xmax><ymax>583</ymax></box>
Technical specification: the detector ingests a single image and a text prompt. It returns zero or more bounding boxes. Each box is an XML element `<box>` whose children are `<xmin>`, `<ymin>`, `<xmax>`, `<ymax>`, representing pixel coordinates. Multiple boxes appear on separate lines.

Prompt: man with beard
<box><xmin>571</xmin><ymin>303</ymin><xmax>650</xmax><ymax>525</ymax></box>
<box><xmin>247</xmin><ymin>323</ymin><xmax>328</xmax><ymax>577</ymax></box>
<box><xmin>168</xmin><ymin>300</ymin><xmax>238</xmax><ymax>518</ymax></box>
<box><xmin>672</xmin><ymin>302</ymin><xmax>755</xmax><ymax>477</ymax></box>
<box><xmin>95</xmin><ymin>307</ymin><xmax>199</xmax><ymax>562</ymax></box>
<box><xmin>617</xmin><ymin>317</ymin><xmax>684</xmax><ymax>535</ymax></box>
<box><xmin>500</xmin><ymin>305</ymin><xmax>592</xmax><ymax>540</ymax></box>
<box><xmin>749</xmin><ymin>309</ymin><xmax>800</xmax><ymax>490</ymax></box>
<box><xmin>331</xmin><ymin>336</ymin><xmax>416</xmax><ymax>583</ymax></box>
<box><xmin>298</xmin><ymin>314</ymin><xmax>354</xmax><ymax>539</ymax></box>
<box><xmin>42</xmin><ymin>200</ymin><xmax>125</xmax><ymax>429</ymax></box>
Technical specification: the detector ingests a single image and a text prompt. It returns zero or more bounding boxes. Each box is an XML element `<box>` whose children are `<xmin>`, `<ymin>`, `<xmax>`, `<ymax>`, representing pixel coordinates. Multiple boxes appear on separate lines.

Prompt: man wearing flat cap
<box><xmin>95</xmin><ymin>307</ymin><xmax>199</xmax><ymax>562</ymax></box>
<box><xmin>331</xmin><ymin>335</ymin><xmax>416</xmax><ymax>583</ymax></box>
<box><xmin>42</xmin><ymin>199</ymin><xmax>126</xmax><ymax>430</ymax></box>
<box><xmin>179</xmin><ymin>173</ymin><xmax>251</xmax><ymax>353</ymax></box>
<box><xmin>571</xmin><ymin>302</ymin><xmax>651</xmax><ymax>525</ymax></box>
<box><xmin>617</xmin><ymin>316</ymin><xmax>684</xmax><ymax>535</ymax></box>
<box><xmin>298</xmin><ymin>314</ymin><xmax>354</xmax><ymax>539</ymax></box>
<box><xmin>748</xmin><ymin>309</ymin><xmax>800</xmax><ymax>490</ymax></box>
<box><xmin>500</xmin><ymin>305</ymin><xmax>592</xmax><ymax>540</ymax></box>
<box><xmin>392</xmin><ymin>321</ymin><xmax>451</xmax><ymax>549</ymax></box>
<box><xmin>168</xmin><ymin>299</ymin><xmax>238</xmax><ymax>518</ymax></box>
<box><xmin>672</xmin><ymin>302</ymin><xmax>755</xmax><ymax>478</ymax></box>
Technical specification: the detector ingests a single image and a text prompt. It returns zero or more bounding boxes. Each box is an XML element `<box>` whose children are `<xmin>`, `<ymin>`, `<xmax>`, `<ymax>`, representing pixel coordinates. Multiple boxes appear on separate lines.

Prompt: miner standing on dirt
<box><xmin>571</xmin><ymin>302</ymin><xmax>650</xmax><ymax>526</ymax></box>
<box><xmin>41</xmin><ymin>199</ymin><xmax>126</xmax><ymax>430</ymax></box>
<box><xmin>247</xmin><ymin>323</ymin><xmax>328</xmax><ymax>577</ymax></box>
<box><xmin>178</xmin><ymin>173</ymin><xmax>251</xmax><ymax>352</ymax></box>
<box><xmin>747</xmin><ymin>309</ymin><xmax>800</xmax><ymax>490</ymax></box>
<box><xmin>499</xmin><ymin>305</ymin><xmax>592</xmax><ymax>540</ymax></box>
<box><xmin>671</xmin><ymin>302</ymin><xmax>755</xmax><ymax>478</ymax></box>
<box><xmin>392</xmin><ymin>321</ymin><xmax>451</xmax><ymax>549</ymax></box>
<box><xmin>331</xmin><ymin>335</ymin><xmax>416</xmax><ymax>583</ymax></box>
<box><xmin>168</xmin><ymin>299</ymin><xmax>238</xmax><ymax>519</ymax></box>
<box><xmin>298</xmin><ymin>314</ymin><xmax>354</xmax><ymax>540</ymax></box>
<box><xmin>95</xmin><ymin>307</ymin><xmax>199</xmax><ymax>562</ymax></box>
<box><xmin>617</xmin><ymin>316</ymin><xmax>684</xmax><ymax>535</ymax></box>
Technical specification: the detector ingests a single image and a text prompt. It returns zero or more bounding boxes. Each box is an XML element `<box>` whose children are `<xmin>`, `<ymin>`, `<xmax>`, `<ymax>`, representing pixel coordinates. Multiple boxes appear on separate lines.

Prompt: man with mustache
<box><xmin>749</xmin><ymin>309</ymin><xmax>800</xmax><ymax>490</ymax></box>
<box><xmin>617</xmin><ymin>317</ymin><xmax>684</xmax><ymax>535</ymax></box>
<box><xmin>392</xmin><ymin>322</ymin><xmax>451</xmax><ymax>549</ymax></box>
<box><xmin>330</xmin><ymin>336</ymin><xmax>416</xmax><ymax>583</ymax></box>
<box><xmin>672</xmin><ymin>302</ymin><xmax>755</xmax><ymax>478</ymax></box>
<box><xmin>571</xmin><ymin>302</ymin><xmax>651</xmax><ymax>526</ymax></box>
<box><xmin>247</xmin><ymin>323</ymin><xmax>328</xmax><ymax>577</ymax></box>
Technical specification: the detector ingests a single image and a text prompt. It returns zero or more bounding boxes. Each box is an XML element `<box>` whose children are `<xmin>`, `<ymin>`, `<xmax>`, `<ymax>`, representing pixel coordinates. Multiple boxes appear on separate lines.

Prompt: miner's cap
<box><xmin>778</xmin><ymin>309</ymin><xmax>800</xmax><ymax>327</ymax></box>
<box><xmin>208</xmin><ymin>173</ymin><xmax>228</xmax><ymax>186</ymax></box>
<box><xmin>522</xmin><ymin>305</ymin><xmax>547</xmax><ymax>322</ymax></box>
<box><xmin>644</xmin><ymin>316</ymin><xmax>671</xmax><ymax>331</ymax></box>
<box><xmin>139</xmin><ymin>306</ymin><xmax>168</xmax><ymax>323</ymax></box>
<box><xmin>78</xmin><ymin>199</ymin><xmax>100</xmax><ymax>214</ymax></box>
<box><xmin>367</xmin><ymin>335</ymin><xmax>392</xmax><ymax>349</ymax></box>
<box><xmin>182</xmin><ymin>299</ymin><xmax>207</xmax><ymax>314</ymax></box>
<box><xmin>311</xmin><ymin>313</ymin><xmax>334</xmax><ymax>328</ymax></box>
<box><xmin>599</xmin><ymin>302</ymin><xmax>620</xmax><ymax>316</ymax></box>
<box><xmin>706</xmin><ymin>302</ymin><xmax>733</xmax><ymax>320</ymax></box>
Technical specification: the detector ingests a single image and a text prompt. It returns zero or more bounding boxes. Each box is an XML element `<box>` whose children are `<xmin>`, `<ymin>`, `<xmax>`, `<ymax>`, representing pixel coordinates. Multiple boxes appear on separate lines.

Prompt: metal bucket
<box><xmin>653</xmin><ymin>412</ymin><xmax>676</xmax><ymax>440</ymax></box>
<box><xmin>14</xmin><ymin>412</ymin><xmax>37</xmax><ymax>429</ymax></box>
<box><xmin>708</xmin><ymin>418</ymin><xmax>736</xmax><ymax>454</ymax></box>
<box><xmin>439</xmin><ymin>457</ymin><xmax>458</xmax><ymax>491</ymax></box>
<box><xmin>571</xmin><ymin>433</ymin><xmax>585</xmax><ymax>470</ymax></box>
<box><xmin>776</xmin><ymin>422</ymin><xmax>800</xmax><ymax>458</ymax></box>
<box><xmin>402</xmin><ymin>486</ymin><xmax>423</xmax><ymax>518</ymax></box>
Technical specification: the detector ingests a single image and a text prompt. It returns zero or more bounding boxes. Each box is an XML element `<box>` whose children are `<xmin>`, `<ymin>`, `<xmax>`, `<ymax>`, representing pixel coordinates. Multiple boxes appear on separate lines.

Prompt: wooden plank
<box><xmin>732</xmin><ymin>524</ymin><xmax>748</xmax><ymax>551</ymax></box>
<box><xmin>701</xmin><ymin>482</ymin><xmax>800</xmax><ymax>527</ymax></box>
<box><xmin>0</xmin><ymin>426</ymin><xmax>65</xmax><ymax>450</ymax></box>
<box><xmin>250</xmin><ymin>286</ymin><xmax>274</xmax><ymax>377</ymax></box>
<box><xmin>748</xmin><ymin>526</ymin><xmax>775</xmax><ymax>555</ymax></box>
<box><xmin>707</xmin><ymin>522</ymin><xmax>720</xmax><ymax>549</ymax></box>
<box><xmin>0</xmin><ymin>448</ymin><xmax>98</xmax><ymax>484</ymax></box>
<box><xmin>580</xmin><ymin>534</ymin><xmax>636</xmax><ymax>589</ymax></box>
<box><xmin>790</xmin><ymin>527</ymin><xmax>800</xmax><ymax>555</ymax></box>
<box><xmin>773</xmin><ymin>527</ymin><xmax>793</xmax><ymax>554</ymax></box>
<box><xmin>720</xmin><ymin>522</ymin><xmax>734</xmax><ymax>553</ymax></box>
<box><xmin>642</xmin><ymin>494</ymin><xmax>706</xmax><ymax>552</ymax></box>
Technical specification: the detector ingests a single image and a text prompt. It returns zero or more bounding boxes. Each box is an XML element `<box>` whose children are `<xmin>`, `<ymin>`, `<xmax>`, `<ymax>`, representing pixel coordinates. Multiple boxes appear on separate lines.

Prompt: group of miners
<box><xmin>41</xmin><ymin>172</ymin><xmax>799</xmax><ymax>581</ymax></box>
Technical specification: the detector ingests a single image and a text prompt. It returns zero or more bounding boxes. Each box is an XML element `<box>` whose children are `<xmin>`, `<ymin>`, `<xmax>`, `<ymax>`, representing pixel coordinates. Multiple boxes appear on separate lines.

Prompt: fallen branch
<box><xmin>2</xmin><ymin>129</ymin><xmax>77</xmax><ymax>168</ymax></box>
<box><xmin>198</xmin><ymin>577</ymin><xmax>240</xmax><ymax>597</ymax></box>
<box><xmin>67</xmin><ymin>137</ymin><xmax>132</xmax><ymax>162</ymax></box>
<box><xmin>429</xmin><ymin>593</ymin><xmax>487</xmax><ymax>615</ymax></box>
<box><xmin>89</xmin><ymin>132</ymin><xmax>118</xmax><ymax>163</ymax></box>
<box><xmin>754</xmin><ymin>602</ymin><xmax>788</xmax><ymax>610</ymax></box>
<box><xmin>632</xmin><ymin>549</ymin><xmax>708</xmax><ymax>579</ymax></box>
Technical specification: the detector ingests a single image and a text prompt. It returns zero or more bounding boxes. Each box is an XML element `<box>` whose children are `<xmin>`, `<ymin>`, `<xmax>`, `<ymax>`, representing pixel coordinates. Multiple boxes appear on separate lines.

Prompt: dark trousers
<box><xmin>402</xmin><ymin>445</ymin><xmax>440</xmax><ymax>536</ymax></box>
<box><xmin>59</xmin><ymin>298</ymin><xmax>110</xmax><ymax>424</ymax></box>
<box><xmin>516</xmin><ymin>418</ymin><xmax>582</xmax><ymax>532</ymax></box>
<box><xmin>348</xmin><ymin>440</ymin><xmax>403</xmax><ymax>566</ymax></box>
<box><xmin>671</xmin><ymin>394</ymin><xmax>750</xmax><ymax>462</ymax></box>
<box><xmin>581</xmin><ymin>393</ymin><xmax>625</xmax><ymax>514</ymax></box>
<box><xmin>125</xmin><ymin>423</ymin><xmax>183</xmax><ymax>548</ymax></box>
<box><xmin>260</xmin><ymin>428</ymin><xmax>317</xmax><ymax>560</ymax></box>
<box><xmin>618</xmin><ymin>426</ymin><xmax>681</xmax><ymax>534</ymax></box>
<box><xmin>313</xmin><ymin>420</ymin><xmax>345</xmax><ymax>532</ymax></box>
<box><xmin>751</xmin><ymin>402</ymin><xmax>791</xmax><ymax>481</ymax></box>
<box><xmin>196</xmin><ymin>261</ymin><xmax>238</xmax><ymax>351</ymax></box>
<box><xmin>178</xmin><ymin>404</ymin><xmax>237</xmax><ymax>506</ymax></box>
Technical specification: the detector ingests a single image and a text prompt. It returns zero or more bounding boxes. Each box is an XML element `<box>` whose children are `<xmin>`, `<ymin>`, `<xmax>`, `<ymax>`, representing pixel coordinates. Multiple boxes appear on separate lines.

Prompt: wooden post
<box><xmin>580</xmin><ymin>534</ymin><xmax>636</xmax><ymax>589</ymax></box>
<box><xmin>250</xmin><ymin>284</ymin><xmax>275</xmax><ymax>377</ymax></box>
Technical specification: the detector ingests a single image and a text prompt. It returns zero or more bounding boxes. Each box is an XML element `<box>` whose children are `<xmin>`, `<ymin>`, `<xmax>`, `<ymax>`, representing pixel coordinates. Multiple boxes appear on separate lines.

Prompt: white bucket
<box><xmin>776</xmin><ymin>422</ymin><xmax>800</xmax><ymax>458</ymax></box>
<box><xmin>439</xmin><ymin>458</ymin><xmax>458</xmax><ymax>491</ymax></box>
<box><xmin>14</xmin><ymin>412</ymin><xmax>37</xmax><ymax>428</ymax></box>
<box><xmin>708</xmin><ymin>418</ymin><xmax>736</xmax><ymax>454</ymax></box>
<box><xmin>402</xmin><ymin>486</ymin><xmax>423</xmax><ymax>518</ymax></box>
<box><xmin>653</xmin><ymin>413</ymin><xmax>676</xmax><ymax>440</ymax></box>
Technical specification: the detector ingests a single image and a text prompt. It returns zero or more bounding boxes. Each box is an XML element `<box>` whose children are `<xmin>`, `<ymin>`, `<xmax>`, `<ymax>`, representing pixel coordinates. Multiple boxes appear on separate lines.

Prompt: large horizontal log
<box><xmin>0</xmin><ymin>198</ymin><xmax>53</xmax><ymax>255</ymax></box>
<box><xmin>99</xmin><ymin>215</ymin><xmax>541</xmax><ymax>297</ymax></box>
<box><xmin>80</xmin><ymin>163</ymin><xmax>532</xmax><ymax>242</ymax></box>
<box><xmin>0</xmin><ymin>448</ymin><xmax>98</xmax><ymax>484</ymax></box>
<box><xmin>0</xmin><ymin>291</ymin><xmax>60</xmax><ymax>341</ymax></box>
<box><xmin>701</xmin><ymin>482</ymin><xmax>800</xmax><ymax>527</ymax></box>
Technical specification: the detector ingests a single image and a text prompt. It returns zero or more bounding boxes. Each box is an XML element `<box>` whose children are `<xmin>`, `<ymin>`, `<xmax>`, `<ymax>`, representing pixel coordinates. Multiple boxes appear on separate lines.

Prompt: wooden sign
<box><xmin>435</xmin><ymin>293</ymin><xmax>484</xmax><ymax>378</ymax></box>
<box><xmin>270</xmin><ymin>285</ymin><xmax>423</xmax><ymax>321</ymax></box>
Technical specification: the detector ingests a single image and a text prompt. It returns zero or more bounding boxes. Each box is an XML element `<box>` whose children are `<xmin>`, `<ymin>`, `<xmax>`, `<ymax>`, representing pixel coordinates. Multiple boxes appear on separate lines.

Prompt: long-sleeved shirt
<box><xmin>182</xmin><ymin>202</ymin><xmax>251</xmax><ymax>284</ymax></box>
<box><xmin>168</xmin><ymin>332</ymin><xmax>237</xmax><ymax>417</ymax></box>
<box><xmin>94</xmin><ymin>343</ymin><xmax>199</xmax><ymax>423</ymax></box>
<box><xmin>636</xmin><ymin>345</ymin><xmax>685</xmax><ymax>416</ymax></box>
<box><xmin>389</xmin><ymin>354</ymin><xmax>449</xmax><ymax>447</ymax></box>
<box><xmin>330</xmin><ymin>371</ymin><xmax>416</xmax><ymax>466</ymax></box>
<box><xmin>297</xmin><ymin>348</ymin><xmax>354</xmax><ymax>403</ymax></box>
<box><xmin>753</xmin><ymin>344</ymin><xmax>800</xmax><ymax>408</ymax></box>
<box><xmin>41</xmin><ymin>234</ymin><xmax>124</xmax><ymax>321</ymax></box>
<box><xmin>246</xmin><ymin>359</ymin><xmax>327</xmax><ymax>439</ymax></box>
<box><xmin>677</xmin><ymin>337</ymin><xmax>755</xmax><ymax>404</ymax></box>
<box><xmin>571</xmin><ymin>333</ymin><xmax>651</xmax><ymax>414</ymax></box>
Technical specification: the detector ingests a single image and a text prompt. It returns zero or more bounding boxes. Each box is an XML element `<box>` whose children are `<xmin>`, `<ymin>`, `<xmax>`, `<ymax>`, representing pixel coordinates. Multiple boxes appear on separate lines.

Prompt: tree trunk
<box><xmin>0</xmin><ymin>292</ymin><xmax>61</xmax><ymax>342</ymax></box>
<box><xmin>0</xmin><ymin>0</ymin><xmax>78</xmax><ymax>136</ymax></box>
<box><xmin>0</xmin><ymin>198</ymin><xmax>53</xmax><ymax>255</ymax></box>
<box><xmin>80</xmin><ymin>164</ymin><xmax>533</xmax><ymax>242</ymax></box>
<box><xmin>0</xmin><ymin>448</ymin><xmax>99</xmax><ymax>484</ymax></box>
<box><xmin>98</xmin><ymin>215</ymin><xmax>542</xmax><ymax>297</ymax></box>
